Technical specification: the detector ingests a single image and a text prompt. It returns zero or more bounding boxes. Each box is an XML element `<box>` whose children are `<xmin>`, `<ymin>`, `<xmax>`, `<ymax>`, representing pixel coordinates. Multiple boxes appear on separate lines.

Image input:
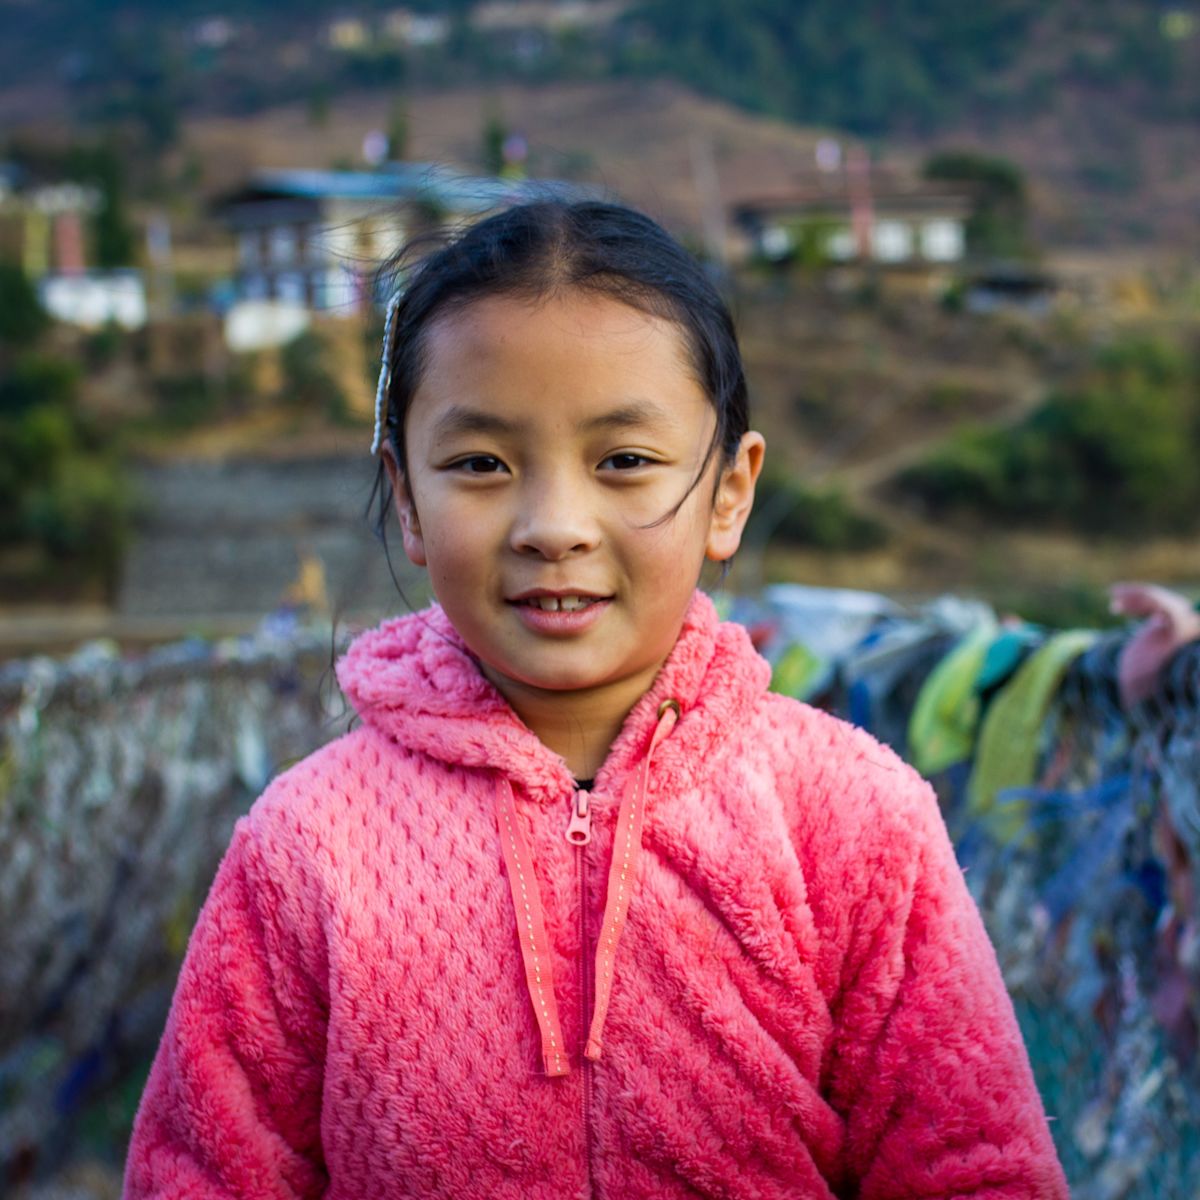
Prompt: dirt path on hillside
<box><xmin>835</xmin><ymin>373</ymin><xmax>1044</xmax><ymax>494</ymax></box>
<box><xmin>831</xmin><ymin>372</ymin><xmax>1043</xmax><ymax>568</ymax></box>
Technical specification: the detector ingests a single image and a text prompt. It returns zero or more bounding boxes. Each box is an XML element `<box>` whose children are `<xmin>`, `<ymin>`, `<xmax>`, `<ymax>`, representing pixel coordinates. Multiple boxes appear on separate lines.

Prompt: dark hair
<box><xmin>369</xmin><ymin>198</ymin><xmax>750</xmax><ymax>541</ymax></box>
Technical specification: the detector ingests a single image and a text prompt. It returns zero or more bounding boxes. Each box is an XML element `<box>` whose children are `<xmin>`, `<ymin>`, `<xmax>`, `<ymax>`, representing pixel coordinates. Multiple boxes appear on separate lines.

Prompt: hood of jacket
<box><xmin>335</xmin><ymin>589</ymin><xmax>772</xmax><ymax>803</ymax></box>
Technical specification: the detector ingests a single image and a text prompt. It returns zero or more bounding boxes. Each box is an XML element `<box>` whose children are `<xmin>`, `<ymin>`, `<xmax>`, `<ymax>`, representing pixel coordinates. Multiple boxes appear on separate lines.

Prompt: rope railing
<box><xmin>0</xmin><ymin>618</ymin><xmax>348</xmax><ymax>1191</ymax></box>
<box><xmin>733</xmin><ymin>584</ymin><xmax>1200</xmax><ymax>1197</ymax></box>
<box><xmin>2</xmin><ymin>589</ymin><xmax>1199</xmax><ymax>1195</ymax></box>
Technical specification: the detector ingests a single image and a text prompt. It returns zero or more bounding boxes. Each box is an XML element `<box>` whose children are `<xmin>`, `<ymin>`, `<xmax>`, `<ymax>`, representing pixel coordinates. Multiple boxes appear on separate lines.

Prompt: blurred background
<box><xmin>2</xmin><ymin>1</ymin><xmax>1199</xmax><ymax>1196</ymax></box>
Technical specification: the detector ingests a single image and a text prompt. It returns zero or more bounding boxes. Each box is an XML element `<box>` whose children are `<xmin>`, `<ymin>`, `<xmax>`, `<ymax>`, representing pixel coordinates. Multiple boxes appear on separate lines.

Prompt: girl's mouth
<box><xmin>510</xmin><ymin>594</ymin><xmax>613</xmax><ymax>634</ymax></box>
<box><xmin>517</xmin><ymin>595</ymin><xmax>606</xmax><ymax>612</ymax></box>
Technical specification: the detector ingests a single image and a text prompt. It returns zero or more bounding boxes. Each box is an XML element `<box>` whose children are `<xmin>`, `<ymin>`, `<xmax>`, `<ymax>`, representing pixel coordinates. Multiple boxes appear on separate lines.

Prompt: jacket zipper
<box><xmin>571</xmin><ymin>788</ymin><xmax>597</xmax><ymax>1198</ymax></box>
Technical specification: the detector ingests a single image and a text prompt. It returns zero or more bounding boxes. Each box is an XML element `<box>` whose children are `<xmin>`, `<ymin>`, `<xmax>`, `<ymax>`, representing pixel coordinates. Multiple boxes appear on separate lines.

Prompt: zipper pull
<box><xmin>566</xmin><ymin>789</ymin><xmax>592</xmax><ymax>845</ymax></box>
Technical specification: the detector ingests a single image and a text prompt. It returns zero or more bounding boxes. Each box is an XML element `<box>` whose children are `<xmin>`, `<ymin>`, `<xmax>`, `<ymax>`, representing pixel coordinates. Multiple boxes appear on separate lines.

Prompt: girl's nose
<box><xmin>509</xmin><ymin>475</ymin><xmax>601</xmax><ymax>560</ymax></box>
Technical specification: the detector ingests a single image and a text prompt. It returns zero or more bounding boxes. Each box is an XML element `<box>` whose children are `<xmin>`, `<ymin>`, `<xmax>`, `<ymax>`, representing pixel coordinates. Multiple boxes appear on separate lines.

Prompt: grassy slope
<box><xmin>164</xmin><ymin>84</ymin><xmax>1200</xmax><ymax>607</ymax></box>
<box><xmin>17</xmin><ymin>77</ymin><xmax>1200</xmax><ymax>613</ymax></box>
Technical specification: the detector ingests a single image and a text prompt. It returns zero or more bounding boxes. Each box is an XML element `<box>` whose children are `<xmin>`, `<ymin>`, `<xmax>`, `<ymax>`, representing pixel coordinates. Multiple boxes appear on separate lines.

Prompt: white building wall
<box><xmin>872</xmin><ymin>219</ymin><xmax>913</xmax><ymax>263</ymax></box>
<box><xmin>40</xmin><ymin>272</ymin><xmax>147</xmax><ymax>329</ymax></box>
<box><xmin>920</xmin><ymin>219</ymin><xmax>965</xmax><ymax>262</ymax></box>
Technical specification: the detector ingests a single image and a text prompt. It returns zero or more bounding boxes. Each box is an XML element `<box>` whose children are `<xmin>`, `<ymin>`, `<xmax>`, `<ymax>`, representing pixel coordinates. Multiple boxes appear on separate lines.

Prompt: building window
<box><xmin>760</xmin><ymin>226</ymin><xmax>791</xmax><ymax>261</ymax></box>
<box><xmin>320</xmin><ymin>266</ymin><xmax>358</xmax><ymax>314</ymax></box>
<box><xmin>872</xmin><ymin>220</ymin><xmax>913</xmax><ymax>263</ymax></box>
<box><xmin>826</xmin><ymin>227</ymin><xmax>857</xmax><ymax>261</ymax></box>
<box><xmin>303</xmin><ymin>225</ymin><xmax>327</xmax><ymax>264</ymax></box>
<box><xmin>238</xmin><ymin>230</ymin><xmax>261</xmax><ymax>269</ymax></box>
<box><xmin>921</xmin><ymin>219</ymin><xmax>965</xmax><ymax>262</ymax></box>
<box><xmin>276</xmin><ymin>272</ymin><xmax>306</xmax><ymax>305</ymax></box>
<box><xmin>269</xmin><ymin>225</ymin><xmax>298</xmax><ymax>266</ymax></box>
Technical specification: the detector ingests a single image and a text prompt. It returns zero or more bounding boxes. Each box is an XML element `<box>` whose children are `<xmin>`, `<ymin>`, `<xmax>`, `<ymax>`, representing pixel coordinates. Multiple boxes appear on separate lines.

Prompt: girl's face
<box><xmin>384</xmin><ymin>289</ymin><xmax>763</xmax><ymax>712</ymax></box>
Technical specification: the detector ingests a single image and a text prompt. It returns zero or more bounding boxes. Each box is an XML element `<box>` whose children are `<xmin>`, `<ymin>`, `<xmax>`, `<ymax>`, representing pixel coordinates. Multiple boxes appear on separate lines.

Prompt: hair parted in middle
<box><xmin>376</xmin><ymin>200</ymin><xmax>748</xmax><ymax>463</ymax></box>
<box><xmin>368</xmin><ymin>197</ymin><xmax>752</xmax><ymax>547</ymax></box>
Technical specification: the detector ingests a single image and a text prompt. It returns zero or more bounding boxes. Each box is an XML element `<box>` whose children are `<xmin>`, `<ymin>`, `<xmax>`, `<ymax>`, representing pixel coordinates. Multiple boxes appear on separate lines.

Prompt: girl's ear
<box><xmin>705</xmin><ymin>431</ymin><xmax>765</xmax><ymax>563</ymax></box>
<box><xmin>381</xmin><ymin>443</ymin><xmax>427</xmax><ymax>567</ymax></box>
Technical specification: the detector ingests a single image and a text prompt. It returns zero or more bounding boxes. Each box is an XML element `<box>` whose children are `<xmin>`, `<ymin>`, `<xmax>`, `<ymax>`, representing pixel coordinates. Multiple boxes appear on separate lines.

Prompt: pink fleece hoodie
<box><xmin>123</xmin><ymin>591</ymin><xmax>1068</xmax><ymax>1198</ymax></box>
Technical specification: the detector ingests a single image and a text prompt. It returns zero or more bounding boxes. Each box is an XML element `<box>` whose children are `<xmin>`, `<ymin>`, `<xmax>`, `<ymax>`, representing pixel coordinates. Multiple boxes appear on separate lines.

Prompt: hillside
<box><xmin>180</xmin><ymin>79</ymin><xmax>827</xmax><ymax>236</ymax></box>
<box><xmin>5</xmin><ymin>8</ymin><xmax>1200</xmax><ymax>628</ymax></box>
<box><xmin>44</xmin><ymin>266</ymin><xmax>1198</xmax><ymax>629</ymax></box>
<box><xmin>2</xmin><ymin>1</ymin><xmax>1200</xmax><ymax>246</ymax></box>
<box><xmin>162</xmin><ymin>73</ymin><xmax>1199</xmax><ymax>262</ymax></box>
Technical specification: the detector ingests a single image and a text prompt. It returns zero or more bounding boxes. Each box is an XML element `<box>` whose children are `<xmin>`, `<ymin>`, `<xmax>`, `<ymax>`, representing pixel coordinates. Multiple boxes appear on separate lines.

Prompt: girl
<box><xmin>123</xmin><ymin>201</ymin><xmax>1068</xmax><ymax>1198</ymax></box>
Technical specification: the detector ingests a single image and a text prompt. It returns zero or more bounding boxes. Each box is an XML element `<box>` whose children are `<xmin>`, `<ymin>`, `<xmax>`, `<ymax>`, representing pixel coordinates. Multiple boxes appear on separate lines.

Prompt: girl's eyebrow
<box><xmin>581</xmin><ymin>401</ymin><xmax>670</xmax><ymax>432</ymax></box>
<box><xmin>432</xmin><ymin>400</ymin><xmax>671</xmax><ymax>440</ymax></box>
<box><xmin>432</xmin><ymin>406</ymin><xmax>525</xmax><ymax>439</ymax></box>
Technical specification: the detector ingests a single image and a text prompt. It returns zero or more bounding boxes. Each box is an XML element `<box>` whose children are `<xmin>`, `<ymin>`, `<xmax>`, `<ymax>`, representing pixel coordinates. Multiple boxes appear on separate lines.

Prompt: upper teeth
<box><xmin>530</xmin><ymin>596</ymin><xmax>594</xmax><ymax>611</ymax></box>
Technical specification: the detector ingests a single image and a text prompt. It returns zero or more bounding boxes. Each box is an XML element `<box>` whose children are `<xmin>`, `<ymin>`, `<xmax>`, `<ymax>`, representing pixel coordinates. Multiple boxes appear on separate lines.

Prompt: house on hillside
<box><xmin>213</xmin><ymin>164</ymin><xmax>592</xmax><ymax>343</ymax></box>
<box><xmin>731</xmin><ymin>187</ymin><xmax>971</xmax><ymax>270</ymax></box>
<box><xmin>470</xmin><ymin>0</ymin><xmax>628</xmax><ymax>32</ymax></box>
<box><xmin>0</xmin><ymin>163</ymin><xmax>147</xmax><ymax>329</ymax></box>
<box><xmin>327</xmin><ymin>17</ymin><xmax>369</xmax><ymax>50</ymax></box>
<box><xmin>383</xmin><ymin>9</ymin><xmax>451</xmax><ymax>46</ymax></box>
<box><xmin>467</xmin><ymin>0</ymin><xmax>628</xmax><ymax>61</ymax></box>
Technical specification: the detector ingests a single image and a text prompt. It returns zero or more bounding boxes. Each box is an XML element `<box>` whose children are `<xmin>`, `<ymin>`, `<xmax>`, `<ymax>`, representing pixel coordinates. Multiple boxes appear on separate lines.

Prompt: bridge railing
<box><xmin>2</xmin><ymin>591</ymin><xmax>1198</xmax><ymax>1196</ymax></box>
<box><xmin>735</xmin><ymin>584</ymin><xmax>1200</xmax><ymax>1197</ymax></box>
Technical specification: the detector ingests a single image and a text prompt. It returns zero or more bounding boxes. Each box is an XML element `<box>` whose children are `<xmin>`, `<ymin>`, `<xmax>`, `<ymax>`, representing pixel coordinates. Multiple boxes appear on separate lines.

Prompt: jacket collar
<box><xmin>335</xmin><ymin>589</ymin><xmax>772</xmax><ymax>804</ymax></box>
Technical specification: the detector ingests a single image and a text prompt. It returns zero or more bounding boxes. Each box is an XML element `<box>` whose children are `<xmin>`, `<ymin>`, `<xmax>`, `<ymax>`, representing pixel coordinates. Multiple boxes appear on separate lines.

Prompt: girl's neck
<box><xmin>480</xmin><ymin>662</ymin><xmax>664</xmax><ymax>781</ymax></box>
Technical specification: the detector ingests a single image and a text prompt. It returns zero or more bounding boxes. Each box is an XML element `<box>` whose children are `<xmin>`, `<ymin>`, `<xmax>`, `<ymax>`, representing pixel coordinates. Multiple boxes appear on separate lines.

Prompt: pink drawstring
<box><xmin>495</xmin><ymin>777</ymin><xmax>569</xmax><ymax>1077</ymax></box>
<box><xmin>494</xmin><ymin>699</ymin><xmax>679</xmax><ymax>1076</ymax></box>
<box><xmin>585</xmin><ymin>699</ymin><xmax>678</xmax><ymax>1061</ymax></box>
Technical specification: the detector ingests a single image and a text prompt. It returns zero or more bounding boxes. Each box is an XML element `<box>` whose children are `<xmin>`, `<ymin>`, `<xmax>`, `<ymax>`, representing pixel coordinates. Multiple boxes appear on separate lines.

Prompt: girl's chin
<box><xmin>486</xmin><ymin>663</ymin><xmax>619</xmax><ymax>696</ymax></box>
<box><xmin>478</xmin><ymin>647</ymin><xmax>653</xmax><ymax>699</ymax></box>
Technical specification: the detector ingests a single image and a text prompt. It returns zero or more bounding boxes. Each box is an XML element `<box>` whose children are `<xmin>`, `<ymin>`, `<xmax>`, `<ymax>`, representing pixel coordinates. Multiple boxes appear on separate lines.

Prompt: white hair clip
<box><xmin>371</xmin><ymin>289</ymin><xmax>403</xmax><ymax>456</ymax></box>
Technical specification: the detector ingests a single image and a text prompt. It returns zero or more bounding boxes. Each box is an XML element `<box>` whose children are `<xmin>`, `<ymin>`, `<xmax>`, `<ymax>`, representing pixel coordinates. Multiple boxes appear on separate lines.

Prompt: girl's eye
<box><xmin>452</xmin><ymin>455</ymin><xmax>506</xmax><ymax>474</ymax></box>
<box><xmin>601</xmin><ymin>453</ymin><xmax>651</xmax><ymax>471</ymax></box>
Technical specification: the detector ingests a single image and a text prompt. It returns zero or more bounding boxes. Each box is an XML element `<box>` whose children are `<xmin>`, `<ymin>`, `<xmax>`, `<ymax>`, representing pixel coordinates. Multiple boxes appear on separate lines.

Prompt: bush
<box><xmin>898</xmin><ymin>335</ymin><xmax>1200</xmax><ymax>534</ymax></box>
<box><xmin>0</xmin><ymin>404</ymin><xmax>75</xmax><ymax>540</ymax></box>
<box><xmin>21</xmin><ymin>452</ymin><xmax>134</xmax><ymax>568</ymax></box>
<box><xmin>280</xmin><ymin>330</ymin><xmax>351</xmax><ymax>423</ymax></box>
<box><xmin>0</xmin><ymin>353</ymin><xmax>82</xmax><ymax>419</ymax></box>
<box><xmin>0</xmin><ymin>263</ymin><xmax>50</xmax><ymax>346</ymax></box>
<box><xmin>152</xmin><ymin>372</ymin><xmax>225</xmax><ymax>430</ymax></box>
<box><xmin>84</xmin><ymin>321</ymin><xmax>127</xmax><ymax>369</ymax></box>
<box><xmin>752</xmin><ymin>473</ymin><xmax>888</xmax><ymax>552</ymax></box>
<box><xmin>0</xmin><ymin>264</ymin><xmax>134</xmax><ymax>595</ymax></box>
<box><xmin>897</xmin><ymin>427</ymin><xmax>1010</xmax><ymax>514</ymax></box>
<box><xmin>0</xmin><ymin>401</ymin><xmax>134</xmax><ymax>587</ymax></box>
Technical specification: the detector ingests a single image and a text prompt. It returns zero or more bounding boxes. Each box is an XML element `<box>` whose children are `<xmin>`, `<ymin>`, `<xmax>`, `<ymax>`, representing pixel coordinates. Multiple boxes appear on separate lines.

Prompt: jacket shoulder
<box><xmin>756</xmin><ymin>690</ymin><xmax>928</xmax><ymax>790</ymax></box>
<box><xmin>244</xmin><ymin>725</ymin><xmax>421</xmax><ymax>853</ymax></box>
<box><xmin>754</xmin><ymin>691</ymin><xmax>939</xmax><ymax>846</ymax></box>
<box><xmin>250</xmin><ymin>723</ymin><xmax>372</xmax><ymax>807</ymax></box>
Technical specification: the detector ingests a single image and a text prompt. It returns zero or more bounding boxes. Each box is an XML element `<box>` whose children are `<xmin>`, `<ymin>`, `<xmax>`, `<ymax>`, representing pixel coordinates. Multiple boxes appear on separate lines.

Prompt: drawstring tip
<box><xmin>584</xmin><ymin>1038</ymin><xmax>603</xmax><ymax>1062</ymax></box>
<box><xmin>544</xmin><ymin>1055</ymin><xmax>570</xmax><ymax>1077</ymax></box>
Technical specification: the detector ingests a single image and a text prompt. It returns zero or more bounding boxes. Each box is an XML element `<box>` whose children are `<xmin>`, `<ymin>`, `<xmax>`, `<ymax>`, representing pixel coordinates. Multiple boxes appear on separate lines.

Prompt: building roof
<box><xmin>732</xmin><ymin>187</ymin><xmax>973</xmax><ymax>225</ymax></box>
<box><xmin>216</xmin><ymin>164</ymin><xmax>592</xmax><ymax>215</ymax></box>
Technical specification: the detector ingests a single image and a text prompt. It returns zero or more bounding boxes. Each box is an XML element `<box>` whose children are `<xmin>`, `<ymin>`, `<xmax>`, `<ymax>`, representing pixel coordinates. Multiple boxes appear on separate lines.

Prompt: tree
<box><xmin>65</xmin><ymin>141</ymin><xmax>138</xmax><ymax>267</ymax></box>
<box><xmin>0</xmin><ymin>235</ymin><xmax>133</xmax><ymax>591</ymax></box>
<box><xmin>482</xmin><ymin>108</ymin><xmax>507</xmax><ymax>176</ymax></box>
<box><xmin>307</xmin><ymin>84</ymin><xmax>331</xmax><ymax>128</ymax></box>
<box><xmin>0</xmin><ymin>263</ymin><xmax>49</xmax><ymax>348</ymax></box>
<box><xmin>923</xmin><ymin>150</ymin><xmax>1030</xmax><ymax>259</ymax></box>
<box><xmin>388</xmin><ymin>97</ymin><xmax>410</xmax><ymax>160</ymax></box>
